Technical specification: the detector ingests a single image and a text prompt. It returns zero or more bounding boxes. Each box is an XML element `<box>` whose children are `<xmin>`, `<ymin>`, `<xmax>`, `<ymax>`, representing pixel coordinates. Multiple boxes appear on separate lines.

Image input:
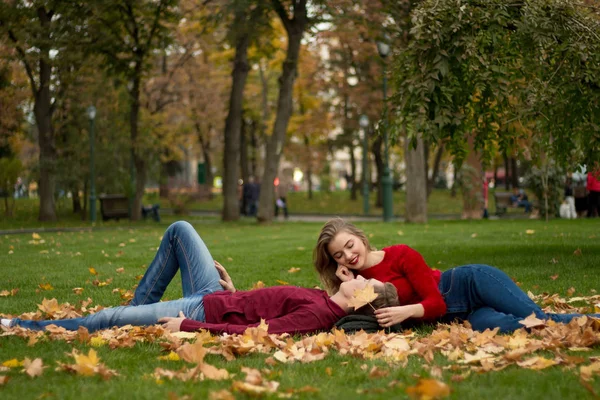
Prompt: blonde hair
<box><xmin>313</xmin><ymin>218</ymin><xmax>375</xmax><ymax>294</ymax></box>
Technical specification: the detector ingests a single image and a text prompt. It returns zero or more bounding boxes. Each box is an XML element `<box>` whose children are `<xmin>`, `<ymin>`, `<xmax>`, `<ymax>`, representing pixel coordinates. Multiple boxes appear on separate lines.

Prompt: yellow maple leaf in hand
<box><xmin>347</xmin><ymin>284</ymin><xmax>378</xmax><ymax>310</ymax></box>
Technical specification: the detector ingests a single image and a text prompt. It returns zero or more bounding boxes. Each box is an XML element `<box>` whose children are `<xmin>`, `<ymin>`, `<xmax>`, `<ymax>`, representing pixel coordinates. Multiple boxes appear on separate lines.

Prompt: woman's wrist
<box><xmin>409</xmin><ymin>304</ymin><xmax>425</xmax><ymax>318</ymax></box>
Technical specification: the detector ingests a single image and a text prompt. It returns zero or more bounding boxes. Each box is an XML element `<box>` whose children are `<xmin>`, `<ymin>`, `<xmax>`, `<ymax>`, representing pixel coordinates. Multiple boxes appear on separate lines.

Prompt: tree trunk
<box><xmin>510</xmin><ymin>157</ymin><xmax>519</xmax><ymax>188</ymax></box>
<box><xmin>504</xmin><ymin>153</ymin><xmax>510</xmax><ymax>190</ymax></box>
<box><xmin>427</xmin><ymin>142</ymin><xmax>445</xmax><ymax>198</ymax></box>
<box><xmin>349</xmin><ymin>142</ymin><xmax>358</xmax><ymax>200</ymax></box>
<box><xmin>35</xmin><ymin>14</ymin><xmax>57</xmax><ymax>221</ymax></box>
<box><xmin>404</xmin><ymin>136</ymin><xmax>427</xmax><ymax>223</ymax></box>
<box><xmin>304</xmin><ymin>135</ymin><xmax>313</xmax><ymax>200</ymax></box>
<box><xmin>372</xmin><ymin>135</ymin><xmax>383</xmax><ymax>208</ymax></box>
<box><xmin>460</xmin><ymin>134</ymin><xmax>484</xmax><ymax>219</ymax></box>
<box><xmin>240</xmin><ymin>113</ymin><xmax>249</xmax><ymax>184</ymax></box>
<box><xmin>129</xmin><ymin>66</ymin><xmax>144</xmax><ymax>221</ymax></box>
<box><xmin>257</xmin><ymin>3</ymin><xmax>307</xmax><ymax>222</ymax></box>
<box><xmin>72</xmin><ymin>186</ymin><xmax>81</xmax><ymax>214</ymax></box>
<box><xmin>222</xmin><ymin>23</ymin><xmax>250</xmax><ymax>221</ymax></box>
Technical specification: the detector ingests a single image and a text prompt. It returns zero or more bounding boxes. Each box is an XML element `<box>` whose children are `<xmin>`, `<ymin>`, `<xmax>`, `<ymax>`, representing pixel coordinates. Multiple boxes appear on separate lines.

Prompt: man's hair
<box><xmin>350</xmin><ymin>283</ymin><xmax>400</xmax><ymax>316</ymax></box>
<box><xmin>313</xmin><ymin>218</ymin><xmax>375</xmax><ymax>294</ymax></box>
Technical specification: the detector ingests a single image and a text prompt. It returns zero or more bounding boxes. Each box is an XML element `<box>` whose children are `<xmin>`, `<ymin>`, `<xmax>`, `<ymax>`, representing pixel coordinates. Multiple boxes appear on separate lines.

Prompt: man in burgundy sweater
<box><xmin>5</xmin><ymin>222</ymin><xmax>387</xmax><ymax>335</ymax></box>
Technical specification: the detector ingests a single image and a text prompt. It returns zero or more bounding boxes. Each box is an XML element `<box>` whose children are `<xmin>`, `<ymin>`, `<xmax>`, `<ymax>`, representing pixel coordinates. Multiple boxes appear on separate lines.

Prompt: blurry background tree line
<box><xmin>0</xmin><ymin>0</ymin><xmax>599</xmax><ymax>222</ymax></box>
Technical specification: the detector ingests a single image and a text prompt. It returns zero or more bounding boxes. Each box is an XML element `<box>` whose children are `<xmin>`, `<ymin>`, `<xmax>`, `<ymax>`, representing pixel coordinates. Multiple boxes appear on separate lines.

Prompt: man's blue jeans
<box><xmin>12</xmin><ymin>221</ymin><xmax>224</xmax><ymax>332</ymax></box>
<box><xmin>439</xmin><ymin>265</ymin><xmax>599</xmax><ymax>333</ymax></box>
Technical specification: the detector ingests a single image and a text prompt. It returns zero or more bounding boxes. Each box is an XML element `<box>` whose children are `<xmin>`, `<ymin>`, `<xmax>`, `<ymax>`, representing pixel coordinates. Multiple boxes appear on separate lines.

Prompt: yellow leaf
<box><xmin>209</xmin><ymin>389</ymin><xmax>235</xmax><ymax>400</ymax></box>
<box><xmin>517</xmin><ymin>356</ymin><xmax>557</xmax><ymax>370</ymax></box>
<box><xmin>90</xmin><ymin>337</ymin><xmax>107</xmax><ymax>347</ymax></box>
<box><xmin>251</xmin><ymin>281</ymin><xmax>265</xmax><ymax>290</ymax></box>
<box><xmin>397</xmin><ymin>231</ymin><xmax>404</xmax><ymax>236</ymax></box>
<box><xmin>115</xmin><ymin>268</ymin><xmax>125</xmax><ymax>273</ymax></box>
<box><xmin>72</xmin><ymin>349</ymin><xmax>100</xmax><ymax>376</ymax></box>
<box><xmin>526</xmin><ymin>230</ymin><xmax>535</xmax><ymax>235</ymax></box>
<box><xmin>2</xmin><ymin>359</ymin><xmax>23</xmax><ymax>368</ymax></box>
<box><xmin>89</xmin><ymin>267</ymin><xmax>98</xmax><ymax>275</ymax></box>
<box><xmin>406</xmin><ymin>378</ymin><xmax>451</xmax><ymax>399</ymax></box>
<box><xmin>287</xmin><ymin>267</ymin><xmax>301</xmax><ymax>273</ymax></box>
<box><xmin>157</xmin><ymin>351</ymin><xmax>180</xmax><ymax>361</ymax></box>
<box><xmin>347</xmin><ymin>285</ymin><xmax>378</xmax><ymax>310</ymax></box>
<box><xmin>276</xmin><ymin>280</ymin><xmax>289</xmax><ymax>285</ymax></box>
<box><xmin>38</xmin><ymin>283</ymin><xmax>53</xmax><ymax>291</ymax></box>
<box><xmin>72</xmin><ymin>287</ymin><xmax>84</xmax><ymax>295</ymax></box>
<box><xmin>32</xmin><ymin>233</ymin><xmax>41</xmax><ymax>240</ymax></box>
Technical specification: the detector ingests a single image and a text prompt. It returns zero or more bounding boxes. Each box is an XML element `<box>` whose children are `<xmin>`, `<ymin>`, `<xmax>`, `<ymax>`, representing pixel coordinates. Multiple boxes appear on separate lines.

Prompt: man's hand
<box><xmin>214</xmin><ymin>260</ymin><xmax>236</xmax><ymax>293</ymax></box>
<box><xmin>159</xmin><ymin>311</ymin><xmax>186</xmax><ymax>332</ymax></box>
<box><xmin>335</xmin><ymin>264</ymin><xmax>355</xmax><ymax>282</ymax></box>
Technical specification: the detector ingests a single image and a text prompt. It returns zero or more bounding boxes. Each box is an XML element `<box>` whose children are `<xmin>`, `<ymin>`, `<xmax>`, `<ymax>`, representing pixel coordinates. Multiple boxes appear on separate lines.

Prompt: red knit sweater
<box><xmin>179</xmin><ymin>286</ymin><xmax>347</xmax><ymax>335</ymax></box>
<box><xmin>359</xmin><ymin>245</ymin><xmax>446</xmax><ymax>320</ymax></box>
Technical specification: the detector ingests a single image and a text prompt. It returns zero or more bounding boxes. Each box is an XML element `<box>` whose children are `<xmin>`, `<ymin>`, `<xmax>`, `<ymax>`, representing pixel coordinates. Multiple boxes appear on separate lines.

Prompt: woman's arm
<box><xmin>374</xmin><ymin>304</ymin><xmax>424</xmax><ymax>327</ymax></box>
<box><xmin>397</xmin><ymin>246</ymin><xmax>446</xmax><ymax>319</ymax></box>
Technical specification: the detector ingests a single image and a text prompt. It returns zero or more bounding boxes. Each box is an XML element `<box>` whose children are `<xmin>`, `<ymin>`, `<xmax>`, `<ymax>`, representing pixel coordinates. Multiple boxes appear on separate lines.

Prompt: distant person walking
<box><xmin>243</xmin><ymin>176</ymin><xmax>260</xmax><ymax>217</ymax></box>
<box><xmin>587</xmin><ymin>169</ymin><xmax>600</xmax><ymax>218</ymax></box>
<box><xmin>274</xmin><ymin>177</ymin><xmax>289</xmax><ymax>219</ymax></box>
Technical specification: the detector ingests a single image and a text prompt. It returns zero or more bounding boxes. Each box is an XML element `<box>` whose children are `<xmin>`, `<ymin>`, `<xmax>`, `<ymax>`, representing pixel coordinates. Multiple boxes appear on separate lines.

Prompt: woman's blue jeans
<box><xmin>12</xmin><ymin>221</ymin><xmax>224</xmax><ymax>332</ymax></box>
<box><xmin>439</xmin><ymin>265</ymin><xmax>600</xmax><ymax>333</ymax></box>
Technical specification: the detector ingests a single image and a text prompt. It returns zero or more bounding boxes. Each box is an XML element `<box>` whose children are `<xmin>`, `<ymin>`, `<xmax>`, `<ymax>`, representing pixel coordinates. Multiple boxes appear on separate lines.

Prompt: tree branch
<box><xmin>144</xmin><ymin>0</ymin><xmax>167</xmax><ymax>54</ymax></box>
<box><xmin>270</xmin><ymin>0</ymin><xmax>291</xmax><ymax>32</ymax></box>
<box><xmin>7</xmin><ymin>29</ymin><xmax>38</xmax><ymax>95</ymax></box>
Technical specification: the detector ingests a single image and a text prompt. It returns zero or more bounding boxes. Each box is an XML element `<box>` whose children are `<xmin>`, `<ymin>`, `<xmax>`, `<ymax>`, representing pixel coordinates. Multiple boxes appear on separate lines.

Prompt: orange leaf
<box><xmin>406</xmin><ymin>378</ymin><xmax>451</xmax><ymax>399</ymax></box>
<box><xmin>89</xmin><ymin>267</ymin><xmax>98</xmax><ymax>276</ymax></box>
<box><xmin>38</xmin><ymin>283</ymin><xmax>53</xmax><ymax>291</ymax></box>
<box><xmin>199</xmin><ymin>363</ymin><xmax>229</xmax><ymax>380</ymax></box>
<box><xmin>177</xmin><ymin>341</ymin><xmax>207</xmax><ymax>364</ymax></box>
<box><xmin>287</xmin><ymin>267</ymin><xmax>301</xmax><ymax>273</ymax></box>
<box><xmin>0</xmin><ymin>375</ymin><xmax>9</xmax><ymax>386</ymax></box>
<box><xmin>550</xmin><ymin>274</ymin><xmax>559</xmax><ymax>280</ymax></box>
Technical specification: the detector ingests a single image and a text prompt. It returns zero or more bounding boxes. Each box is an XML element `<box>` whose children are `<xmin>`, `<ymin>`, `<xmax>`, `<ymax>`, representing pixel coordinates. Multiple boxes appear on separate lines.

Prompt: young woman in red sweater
<box><xmin>314</xmin><ymin>218</ymin><xmax>600</xmax><ymax>333</ymax></box>
<box><xmin>3</xmin><ymin>221</ymin><xmax>398</xmax><ymax>335</ymax></box>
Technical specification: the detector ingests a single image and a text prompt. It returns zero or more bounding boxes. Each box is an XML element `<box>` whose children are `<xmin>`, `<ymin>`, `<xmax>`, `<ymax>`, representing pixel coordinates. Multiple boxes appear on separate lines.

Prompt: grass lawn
<box><xmin>1</xmin><ymin>188</ymin><xmax>529</xmax><ymax>230</ymax></box>
<box><xmin>1</xmin><ymin>218</ymin><xmax>600</xmax><ymax>399</ymax></box>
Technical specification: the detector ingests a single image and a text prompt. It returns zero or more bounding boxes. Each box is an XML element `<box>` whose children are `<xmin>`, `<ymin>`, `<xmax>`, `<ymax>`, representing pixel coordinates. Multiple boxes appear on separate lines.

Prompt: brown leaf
<box><xmin>369</xmin><ymin>366</ymin><xmax>389</xmax><ymax>378</ymax></box>
<box><xmin>573</xmin><ymin>248</ymin><xmax>582</xmax><ymax>256</ymax></box>
<box><xmin>200</xmin><ymin>363</ymin><xmax>229</xmax><ymax>380</ymax></box>
<box><xmin>0</xmin><ymin>375</ymin><xmax>10</xmax><ymax>386</ymax></box>
<box><xmin>550</xmin><ymin>274</ymin><xmax>559</xmax><ymax>281</ymax></box>
<box><xmin>208</xmin><ymin>390</ymin><xmax>235</xmax><ymax>400</ymax></box>
<box><xmin>580</xmin><ymin>361</ymin><xmax>600</xmax><ymax>381</ymax></box>
<box><xmin>177</xmin><ymin>341</ymin><xmax>207</xmax><ymax>364</ymax></box>
<box><xmin>72</xmin><ymin>287</ymin><xmax>84</xmax><ymax>295</ymax></box>
<box><xmin>22</xmin><ymin>358</ymin><xmax>44</xmax><ymax>377</ymax></box>
<box><xmin>517</xmin><ymin>356</ymin><xmax>558</xmax><ymax>370</ymax></box>
<box><xmin>287</xmin><ymin>267</ymin><xmax>301</xmax><ymax>273</ymax></box>
<box><xmin>406</xmin><ymin>378</ymin><xmax>451</xmax><ymax>399</ymax></box>
<box><xmin>567</xmin><ymin>287</ymin><xmax>576</xmax><ymax>296</ymax></box>
<box><xmin>518</xmin><ymin>314</ymin><xmax>546</xmax><ymax>329</ymax></box>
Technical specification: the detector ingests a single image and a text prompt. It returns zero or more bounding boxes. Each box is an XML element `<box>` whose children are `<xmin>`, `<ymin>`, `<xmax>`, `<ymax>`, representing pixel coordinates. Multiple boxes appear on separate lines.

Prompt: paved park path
<box><xmin>0</xmin><ymin>208</ymin><xmax>532</xmax><ymax>236</ymax></box>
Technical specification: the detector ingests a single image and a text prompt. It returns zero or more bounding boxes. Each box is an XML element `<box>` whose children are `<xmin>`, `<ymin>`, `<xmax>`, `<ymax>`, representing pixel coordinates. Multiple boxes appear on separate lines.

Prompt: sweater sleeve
<box><xmin>398</xmin><ymin>247</ymin><xmax>446</xmax><ymax>320</ymax></box>
<box><xmin>180</xmin><ymin>309</ymin><xmax>335</xmax><ymax>335</ymax></box>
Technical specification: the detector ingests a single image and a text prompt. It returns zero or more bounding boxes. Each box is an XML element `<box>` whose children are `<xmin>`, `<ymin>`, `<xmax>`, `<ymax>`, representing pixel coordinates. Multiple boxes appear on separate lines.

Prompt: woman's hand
<box><xmin>159</xmin><ymin>311</ymin><xmax>186</xmax><ymax>332</ymax></box>
<box><xmin>336</xmin><ymin>265</ymin><xmax>355</xmax><ymax>282</ymax></box>
<box><xmin>214</xmin><ymin>260</ymin><xmax>236</xmax><ymax>293</ymax></box>
<box><xmin>375</xmin><ymin>304</ymin><xmax>423</xmax><ymax>327</ymax></box>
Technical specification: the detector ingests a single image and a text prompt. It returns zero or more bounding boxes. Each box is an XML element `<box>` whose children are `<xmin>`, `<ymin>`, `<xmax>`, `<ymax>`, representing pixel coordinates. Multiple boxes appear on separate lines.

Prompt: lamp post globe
<box><xmin>359</xmin><ymin>115</ymin><xmax>370</xmax><ymax>216</ymax></box>
<box><xmin>376</xmin><ymin>36</ymin><xmax>394</xmax><ymax>222</ymax></box>
<box><xmin>87</xmin><ymin>105</ymin><xmax>97</xmax><ymax>223</ymax></box>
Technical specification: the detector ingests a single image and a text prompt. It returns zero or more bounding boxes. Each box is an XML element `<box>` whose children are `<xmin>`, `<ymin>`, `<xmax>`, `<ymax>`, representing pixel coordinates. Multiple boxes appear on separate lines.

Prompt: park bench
<box><xmin>98</xmin><ymin>194</ymin><xmax>130</xmax><ymax>221</ymax></box>
<box><xmin>493</xmin><ymin>191</ymin><xmax>514</xmax><ymax>215</ymax></box>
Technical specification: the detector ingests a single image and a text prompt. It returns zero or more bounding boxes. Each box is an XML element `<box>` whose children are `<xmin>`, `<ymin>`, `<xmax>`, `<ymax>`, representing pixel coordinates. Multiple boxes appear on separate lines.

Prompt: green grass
<box><xmin>1</xmin><ymin>189</ymin><xmax>529</xmax><ymax>230</ymax></box>
<box><xmin>1</xmin><ymin>218</ymin><xmax>599</xmax><ymax>399</ymax></box>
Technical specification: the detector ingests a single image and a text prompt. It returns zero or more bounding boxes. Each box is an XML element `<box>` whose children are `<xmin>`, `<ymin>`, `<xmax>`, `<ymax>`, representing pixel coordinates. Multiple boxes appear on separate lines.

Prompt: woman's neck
<box><xmin>364</xmin><ymin>250</ymin><xmax>385</xmax><ymax>269</ymax></box>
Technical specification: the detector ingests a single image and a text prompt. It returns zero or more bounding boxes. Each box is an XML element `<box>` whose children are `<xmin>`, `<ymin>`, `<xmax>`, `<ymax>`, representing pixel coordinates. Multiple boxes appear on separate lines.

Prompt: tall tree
<box><xmin>0</xmin><ymin>2</ymin><xmax>85</xmax><ymax>220</ymax></box>
<box><xmin>87</xmin><ymin>0</ymin><xmax>179</xmax><ymax>220</ymax></box>
<box><xmin>256</xmin><ymin>0</ymin><xmax>310</xmax><ymax>222</ymax></box>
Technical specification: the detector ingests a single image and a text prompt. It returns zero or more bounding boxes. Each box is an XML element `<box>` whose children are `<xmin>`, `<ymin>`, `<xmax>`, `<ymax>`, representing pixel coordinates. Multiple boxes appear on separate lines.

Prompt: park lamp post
<box><xmin>87</xmin><ymin>105</ymin><xmax>97</xmax><ymax>223</ymax></box>
<box><xmin>359</xmin><ymin>114</ymin><xmax>370</xmax><ymax>216</ymax></box>
<box><xmin>376</xmin><ymin>37</ymin><xmax>394</xmax><ymax>222</ymax></box>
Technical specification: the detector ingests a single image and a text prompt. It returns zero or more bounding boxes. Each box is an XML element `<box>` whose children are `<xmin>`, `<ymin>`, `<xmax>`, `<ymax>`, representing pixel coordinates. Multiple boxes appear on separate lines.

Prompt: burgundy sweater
<box><xmin>360</xmin><ymin>245</ymin><xmax>446</xmax><ymax>320</ymax></box>
<box><xmin>180</xmin><ymin>286</ymin><xmax>347</xmax><ymax>335</ymax></box>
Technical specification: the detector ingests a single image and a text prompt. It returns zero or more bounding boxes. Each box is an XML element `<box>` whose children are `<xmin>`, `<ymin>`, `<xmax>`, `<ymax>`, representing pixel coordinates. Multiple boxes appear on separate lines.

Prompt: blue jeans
<box><xmin>439</xmin><ymin>265</ymin><xmax>600</xmax><ymax>333</ymax></box>
<box><xmin>13</xmin><ymin>221</ymin><xmax>224</xmax><ymax>332</ymax></box>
